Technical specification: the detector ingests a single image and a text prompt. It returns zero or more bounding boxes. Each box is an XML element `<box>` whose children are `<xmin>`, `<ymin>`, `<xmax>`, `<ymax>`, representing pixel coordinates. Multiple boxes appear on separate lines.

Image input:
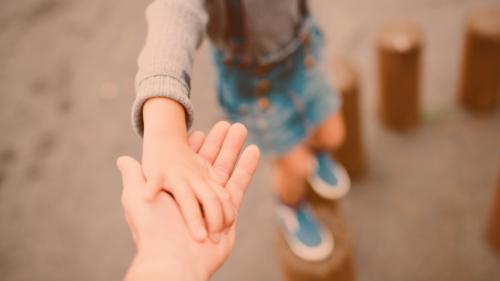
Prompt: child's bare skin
<box><xmin>119</xmin><ymin>122</ymin><xmax>260</xmax><ymax>281</ymax></box>
<box><xmin>133</xmin><ymin>0</ymin><xmax>349</xmax><ymax>262</ymax></box>
<box><xmin>273</xmin><ymin>113</ymin><xmax>346</xmax><ymax>205</ymax></box>
<box><xmin>142</xmin><ymin>97</ymin><xmax>248</xmax><ymax>242</ymax></box>
<box><xmin>310</xmin><ymin>113</ymin><xmax>346</xmax><ymax>151</ymax></box>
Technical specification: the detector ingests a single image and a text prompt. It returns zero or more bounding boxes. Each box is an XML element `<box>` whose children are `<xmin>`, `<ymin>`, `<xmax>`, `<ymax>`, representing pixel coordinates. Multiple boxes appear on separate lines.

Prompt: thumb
<box><xmin>116</xmin><ymin>156</ymin><xmax>146</xmax><ymax>189</ymax></box>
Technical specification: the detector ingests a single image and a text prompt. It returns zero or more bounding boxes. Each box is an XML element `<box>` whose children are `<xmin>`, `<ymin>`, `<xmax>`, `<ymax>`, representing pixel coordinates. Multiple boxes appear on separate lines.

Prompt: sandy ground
<box><xmin>0</xmin><ymin>0</ymin><xmax>499</xmax><ymax>280</ymax></box>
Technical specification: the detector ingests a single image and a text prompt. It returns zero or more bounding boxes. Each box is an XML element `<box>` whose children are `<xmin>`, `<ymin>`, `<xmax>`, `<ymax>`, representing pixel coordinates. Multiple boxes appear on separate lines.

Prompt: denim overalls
<box><xmin>212</xmin><ymin>0</ymin><xmax>341</xmax><ymax>156</ymax></box>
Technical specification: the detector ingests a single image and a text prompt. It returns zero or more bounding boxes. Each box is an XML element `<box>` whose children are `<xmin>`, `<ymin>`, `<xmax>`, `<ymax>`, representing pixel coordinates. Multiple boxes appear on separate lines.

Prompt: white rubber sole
<box><xmin>308</xmin><ymin>162</ymin><xmax>351</xmax><ymax>200</ymax></box>
<box><xmin>283</xmin><ymin>225</ymin><xmax>335</xmax><ymax>262</ymax></box>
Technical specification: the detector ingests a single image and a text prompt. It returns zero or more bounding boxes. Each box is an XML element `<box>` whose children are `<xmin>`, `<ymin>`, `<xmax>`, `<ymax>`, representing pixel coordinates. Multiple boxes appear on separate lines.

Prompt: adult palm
<box><xmin>118</xmin><ymin>122</ymin><xmax>260</xmax><ymax>281</ymax></box>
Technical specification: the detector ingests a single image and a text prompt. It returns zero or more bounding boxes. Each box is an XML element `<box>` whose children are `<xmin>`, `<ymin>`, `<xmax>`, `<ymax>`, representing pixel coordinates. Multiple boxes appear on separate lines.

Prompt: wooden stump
<box><xmin>331</xmin><ymin>58</ymin><xmax>365</xmax><ymax>178</ymax></box>
<box><xmin>277</xmin><ymin>192</ymin><xmax>356</xmax><ymax>281</ymax></box>
<box><xmin>376</xmin><ymin>21</ymin><xmax>423</xmax><ymax>131</ymax></box>
<box><xmin>487</xmin><ymin>167</ymin><xmax>500</xmax><ymax>253</ymax></box>
<box><xmin>458</xmin><ymin>7</ymin><xmax>500</xmax><ymax>113</ymax></box>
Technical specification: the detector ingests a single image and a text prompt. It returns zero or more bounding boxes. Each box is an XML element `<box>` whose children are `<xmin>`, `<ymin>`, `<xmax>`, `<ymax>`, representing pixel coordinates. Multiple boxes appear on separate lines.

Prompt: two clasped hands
<box><xmin>117</xmin><ymin>121</ymin><xmax>260</xmax><ymax>281</ymax></box>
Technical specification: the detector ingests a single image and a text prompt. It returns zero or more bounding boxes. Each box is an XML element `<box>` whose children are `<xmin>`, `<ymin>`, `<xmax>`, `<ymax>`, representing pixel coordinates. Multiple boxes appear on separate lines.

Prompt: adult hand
<box><xmin>119</xmin><ymin>123</ymin><xmax>260</xmax><ymax>281</ymax></box>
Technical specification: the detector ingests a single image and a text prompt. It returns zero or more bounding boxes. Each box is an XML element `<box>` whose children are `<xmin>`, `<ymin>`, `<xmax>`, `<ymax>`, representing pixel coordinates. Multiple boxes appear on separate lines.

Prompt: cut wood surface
<box><xmin>331</xmin><ymin>58</ymin><xmax>365</xmax><ymax>178</ymax></box>
<box><xmin>277</xmin><ymin>190</ymin><xmax>356</xmax><ymax>281</ymax></box>
<box><xmin>376</xmin><ymin>21</ymin><xmax>423</xmax><ymax>131</ymax></box>
<box><xmin>458</xmin><ymin>6</ymin><xmax>500</xmax><ymax>113</ymax></box>
<box><xmin>487</xmin><ymin>167</ymin><xmax>500</xmax><ymax>253</ymax></box>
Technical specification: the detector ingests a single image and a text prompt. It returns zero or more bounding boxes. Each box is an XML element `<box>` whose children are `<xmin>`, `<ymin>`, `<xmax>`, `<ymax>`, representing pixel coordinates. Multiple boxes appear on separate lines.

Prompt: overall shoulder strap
<box><xmin>224</xmin><ymin>0</ymin><xmax>246</xmax><ymax>52</ymax></box>
<box><xmin>299</xmin><ymin>0</ymin><xmax>309</xmax><ymax>18</ymax></box>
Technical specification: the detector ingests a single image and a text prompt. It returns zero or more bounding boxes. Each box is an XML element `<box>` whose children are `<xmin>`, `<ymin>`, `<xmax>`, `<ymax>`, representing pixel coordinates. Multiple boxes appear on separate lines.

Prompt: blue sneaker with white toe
<box><xmin>308</xmin><ymin>152</ymin><xmax>350</xmax><ymax>200</ymax></box>
<box><xmin>277</xmin><ymin>200</ymin><xmax>334</xmax><ymax>261</ymax></box>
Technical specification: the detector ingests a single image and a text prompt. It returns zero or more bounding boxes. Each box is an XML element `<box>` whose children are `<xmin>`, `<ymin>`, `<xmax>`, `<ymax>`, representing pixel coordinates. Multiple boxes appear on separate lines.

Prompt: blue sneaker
<box><xmin>308</xmin><ymin>153</ymin><xmax>351</xmax><ymax>199</ymax></box>
<box><xmin>277</xmin><ymin>200</ymin><xmax>334</xmax><ymax>261</ymax></box>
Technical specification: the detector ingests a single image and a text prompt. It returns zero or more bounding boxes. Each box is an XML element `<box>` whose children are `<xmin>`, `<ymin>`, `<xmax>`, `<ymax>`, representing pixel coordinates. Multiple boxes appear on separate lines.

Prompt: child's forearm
<box><xmin>143</xmin><ymin>97</ymin><xmax>188</xmax><ymax>142</ymax></box>
<box><xmin>133</xmin><ymin>0</ymin><xmax>208</xmax><ymax>136</ymax></box>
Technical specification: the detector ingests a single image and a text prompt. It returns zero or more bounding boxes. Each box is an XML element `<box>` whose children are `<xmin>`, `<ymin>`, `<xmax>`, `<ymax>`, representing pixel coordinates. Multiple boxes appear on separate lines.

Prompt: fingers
<box><xmin>210</xmin><ymin>181</ymin><xmax>236</xmax><ymax>228</ymax></box>
<box><xmin>212</xmin><ymin>123</ymin><xmax>248</xmax><ymax>184</ymax></box>
<box><xmin>188</xmin><ymin>130</ymin><xmax>206</xmax><ymax>152</ymax></box>
<box><xmin>116</xmin><ymin>156</ymin><xmax>146</xmax><ymax>188</ymax></box>
<box><xmin>198</xmin><ymin>121</ymin><xmax>231</xmax><ymax>164</ymax></box>
<box><xmin>116</xmin><ymin>156</ymin><xmax>148</xmax><ymax>240</ymax></box>
<box><xmin>117</xmin><ymin>156</ymin><xmax>148</xmax><ymax>204</ymax></box>
<box><xmin>171</xmin><ymin>186</ymin><xmax>208</xmax><ymax>241</ymax></box>
<box><xmin>190</xmin><ymin>178</ymin><xmax>225</xmax><ymax>242</ymax></box>
<box><xmin>226</xmin><ymin>145</ymin><xmax>260</xmax><ymax>212</ymax></box>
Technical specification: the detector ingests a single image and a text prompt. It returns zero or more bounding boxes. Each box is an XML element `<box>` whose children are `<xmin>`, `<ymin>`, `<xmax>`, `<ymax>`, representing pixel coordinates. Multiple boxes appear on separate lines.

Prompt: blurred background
<box><xmin>0</xmin><ymin>0</ymin><xmax>499</xmax><ymax>280</ymax></box>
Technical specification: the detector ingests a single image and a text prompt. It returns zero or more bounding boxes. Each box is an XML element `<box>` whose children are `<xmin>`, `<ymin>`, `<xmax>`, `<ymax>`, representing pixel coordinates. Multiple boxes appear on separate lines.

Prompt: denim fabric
<box><xmin>212</xmin><ymin>24</ymin><xmax>341</xmax><ymax>156</ymax></box>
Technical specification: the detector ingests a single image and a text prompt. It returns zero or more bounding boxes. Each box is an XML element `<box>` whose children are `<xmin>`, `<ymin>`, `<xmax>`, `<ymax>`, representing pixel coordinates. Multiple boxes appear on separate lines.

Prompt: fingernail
<box><xmin>211</xmin><ymin>233</ymin><xmax>221</xmax><ymax>243</ymax></box>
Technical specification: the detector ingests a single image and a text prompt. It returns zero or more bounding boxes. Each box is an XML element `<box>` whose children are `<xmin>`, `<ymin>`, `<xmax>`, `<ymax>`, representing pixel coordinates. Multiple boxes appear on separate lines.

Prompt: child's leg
<box><xmin>309</xmin><ymin>112</ymin><xmax>346</xmax><ymax>151</ymax></box>
<box><xmin>272</xmin><ymin>144</ymin><xmax>315</xmax><ymax>205</ymax></box>
<box><xmin>273</xmin><ymin>143</ymin><xmax>335</xmax><ymax>262</ymax></box>
<box><xmin>273</xmin><ymin>112</ymin><xmax>346</xmax><ymax>205</ymax></box>
<box><xmin>306</xmin><ymin>112</ymin><xmax>351</xmax><ymax>200</ymax></box>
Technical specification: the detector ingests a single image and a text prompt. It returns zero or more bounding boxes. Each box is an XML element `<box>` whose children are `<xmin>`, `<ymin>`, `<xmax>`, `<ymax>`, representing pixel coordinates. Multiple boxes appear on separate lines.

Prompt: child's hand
<box><xmin>142</xmin><ymin>121</ymin><xmax>247</xmax><ymax>242</ymax></box>
<box><xmin>118</xmin><ymin>132</ymin><xmax>260</xmax><ymax>280</ymax></box>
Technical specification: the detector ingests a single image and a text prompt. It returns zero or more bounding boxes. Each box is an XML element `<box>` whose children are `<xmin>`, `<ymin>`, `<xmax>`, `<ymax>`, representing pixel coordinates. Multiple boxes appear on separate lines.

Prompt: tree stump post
<box><xmin>376</xmin><ymin>21</ymin><xmax>423</xmax><ymax>131</ymax></box>
<box><xmin>331</xmin><ymin>58</ymin><xmax>365</xmax><ymax>178</ymax></box>
<box><xmin>277</xmin><ymin>189</ymin><xmax>356</xmax><ymax>281</ymax></box>
<box><xmin>458</xmin><ymin>7</ymin><xmax>500</xmax><ymax>113</ymax></box>
<box><xmin>487</xmin><ymin>167</ymin><xmax>500</xmax><ymax>253</ymax></box>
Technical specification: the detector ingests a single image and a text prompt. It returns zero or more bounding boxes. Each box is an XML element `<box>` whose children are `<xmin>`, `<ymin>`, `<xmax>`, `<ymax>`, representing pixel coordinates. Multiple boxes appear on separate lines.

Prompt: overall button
<box><xmin>258</xmin><ymin>97</ymin><xmax>271</xmax><ymax>110</ymax></box>
<box><xmin>304</xmin><ymin>33</ymin><xmax>312</xmax><ymax>45</ymax></box>
<box><xmin>255</xmin><ymin>64</ymin><xmax>271</xmax><ymax>76</ymax></box>
<box><xmin>256</xmin><ymin>79</ymin><xmax>271</xmax><ymax>95</ymax></box>
<box><xmin>305</xmin><ymin>54</ymin><xmax>315</xmax><ymax>69</ymax></box>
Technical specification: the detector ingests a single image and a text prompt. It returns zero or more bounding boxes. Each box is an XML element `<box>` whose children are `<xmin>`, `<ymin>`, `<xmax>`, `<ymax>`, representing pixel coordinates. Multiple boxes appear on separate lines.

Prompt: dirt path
<box><xmin>0</xmin><ymin>0</ymin><xmax>499</xmax><ymax>280</ymax></box>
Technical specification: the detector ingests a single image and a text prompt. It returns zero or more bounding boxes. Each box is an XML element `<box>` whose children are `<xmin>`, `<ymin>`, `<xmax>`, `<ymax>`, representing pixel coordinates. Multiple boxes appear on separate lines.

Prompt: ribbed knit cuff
<box><xmin>132</xmin><ymin>75</ymin><xmax>194</xmax><ymax>137</ymax></box>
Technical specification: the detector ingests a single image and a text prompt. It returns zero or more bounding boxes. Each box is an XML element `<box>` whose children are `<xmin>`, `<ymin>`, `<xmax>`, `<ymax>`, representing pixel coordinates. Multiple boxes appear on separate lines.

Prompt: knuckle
<box><xmin>213</xmin><ymin>215</ymin><xmax>224</xmax><ymax>229</ymax></box>
<box><xmin>227</xmin><ymin>216</ymin><xmax>235</xmax><ymax>226</ymax></box>
<box><xmin>205</xmin><ymin>191</ymin><xmax>218</xmax><ymax>203</ymax></box>
<box><xmin>213</xmin><ymin>166</ymin><xmax>229</xmax><ymax>181</ymax></box>
<box><xmin>176</xmin><ymin>185</ymin><xmax>195</xmax><ymax>200</ymax></box>
<box><xmin>149</xmin><ymin>173</ymin><xmax>164</xmax><ymax>185</ymax></box>
<box><xmin>168</xmin><ymin>182</ymin><xmax>180</xmax><ymax>192</ymax></box>
<box><xmin>220</xmin><ymin>189</ymin><xmax>231</xmax><ymax>201</ymax></box>
<box><xmin>227</xmin><ymin>207</ymin><xmax>236</xmax><ymax>221</ymax></box>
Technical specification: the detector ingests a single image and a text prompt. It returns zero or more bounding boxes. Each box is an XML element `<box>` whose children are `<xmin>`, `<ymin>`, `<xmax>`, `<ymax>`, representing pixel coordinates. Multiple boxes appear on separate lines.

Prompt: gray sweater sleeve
<box><xmin>133</xmin><ymin>0</ymin><xmax>208</xmax><ymax>136</ymax></box>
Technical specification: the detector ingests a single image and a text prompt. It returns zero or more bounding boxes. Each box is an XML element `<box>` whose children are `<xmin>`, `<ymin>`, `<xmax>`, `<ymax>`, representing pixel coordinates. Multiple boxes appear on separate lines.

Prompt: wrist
<box><xmin>128</xmin><ymin>251</ymin><xmax>207</xmax><ymax>281</ymax></box>
<box><xmin>143</xmin><ymin>97</ymin><xmax>188</xmax><ymax>139</ymax></box>
<box><xmin>144</xmin><ymin>129</ymin><xmax>187</xmax><ymax>144</ymax></box>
